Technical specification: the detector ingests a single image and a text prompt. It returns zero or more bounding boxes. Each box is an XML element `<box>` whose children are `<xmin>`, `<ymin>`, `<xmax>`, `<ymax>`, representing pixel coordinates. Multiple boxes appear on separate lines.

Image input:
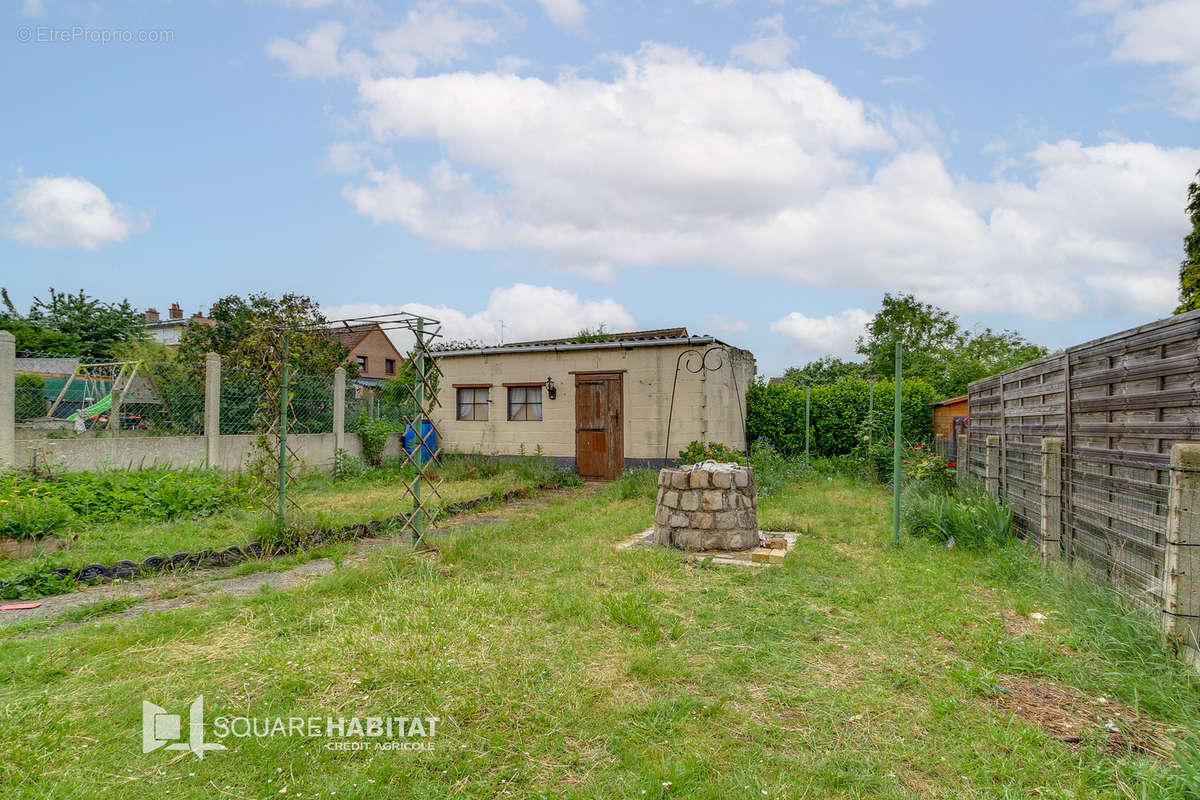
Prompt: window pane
<box><xmin>529</xmin><ymin>400</ymin><xmax>542</xmax><ymax>421</ymax></box>
<box><xmin>458</xmin><ymin>402</ymin><xmax>472</xmax><ymax>420</ymax></box>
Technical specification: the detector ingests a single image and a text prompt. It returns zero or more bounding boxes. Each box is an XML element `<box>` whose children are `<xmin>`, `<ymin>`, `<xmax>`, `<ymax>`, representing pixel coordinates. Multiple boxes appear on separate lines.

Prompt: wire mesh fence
<box><xmin>14</xmin><ymin>351</ymin><xmax>207</xmax><ymax>434</ymax></box>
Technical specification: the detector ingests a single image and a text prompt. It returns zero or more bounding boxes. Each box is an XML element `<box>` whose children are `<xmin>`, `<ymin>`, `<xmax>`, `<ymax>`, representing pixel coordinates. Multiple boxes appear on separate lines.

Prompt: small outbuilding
<box><xmin>929</xmin><ymin>394</ymin><xmax>968</xmax><ymax>458</ymax></box>
<box><xmin>432</xmin><ymin>328</ymin><xmax>756</xmax><ymax>479</ymax></box>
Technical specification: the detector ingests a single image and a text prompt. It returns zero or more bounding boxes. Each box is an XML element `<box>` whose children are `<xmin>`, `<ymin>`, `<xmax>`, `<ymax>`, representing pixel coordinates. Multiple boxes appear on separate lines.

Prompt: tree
<box><xmin>942</xmin><ymin>328</ymin><xmax>1048</xmax><ymax>396</ymax></box>
<box><xmin>856</xmin><ymin>293</ymin><xmax>961</xmax><ymax>388</ymax></box>
<box><xmin>0</xmin><ymin>287</ymin><xmax>144</xmax><ymax>357</ymax></box>
<box><xmin>781</xmin><ymin>356</ymin><xmax>867</xmax><ymax>387</ymax></box>
<box><xmin>177</xmin><ymin>293</ymin><xmax>349</xmax><ymax>375</ymax></box>
<box><xmin>851</xmin><ymin>292</ymin><xmax>1045</xmax><ymax>397</ymax></box>
<box><xmin>1177</xmin><ymin>169</ymin><xmax>1200</xmax><ymax>314</ymax></box>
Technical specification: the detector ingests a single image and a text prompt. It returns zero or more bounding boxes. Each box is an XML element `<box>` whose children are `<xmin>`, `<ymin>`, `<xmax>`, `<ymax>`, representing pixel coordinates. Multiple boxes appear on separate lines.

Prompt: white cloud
<box><xmin>1106</xmin><ymin>0</ymin><xmax>1200</xmax><ymax>117</ymax></box>
<box><xmin>732</xmin><ymin>15</ymin><xmax>796</xmax><ymax>69</ymax></box>
<box><xmin>325</xmin><ymin>284</ymin><xmax>635</xmax><ymax>350</ymax></box>
<box><xmin>266</xmin><ymin>21</ymin><xmax>352</xmax><ymax>78</ymax></box>
<box><xmin>22</xmin><ymin>0</ymin><xmax>45</xmax><ymax>17</ymax></box>
<box><xmin>372</xmin><ymin>3</ymin><xmax>498</xmax><ymax>75</ymax></box>
<box><xmin>834</xmin><ymin>2</ymin><xmax>929</xmax><ymax>58</ymax></box>
<box><xmin>770</xmin><ymin>309</ymin><xmax>873</xmax><ymax>359</ymax></box>
<box><xmin>708</xmin><ymin>313</ymin><xmax>750</xmax><ymax>335</ymax></box>
<box><xmin>299</xmin><ymin>43</ymin><xmax>1196</xmax><ymax>321</ymax></box>
<box><xmin>5</xmin><ymin>175</ymin><xmax>144</xmax><ymax>250</ymax></box>
<box><xmin>535</xmin><ymin>0</ymin><xmax>587</xmax><ymax>29</ymax></box>
<box><xmin>266</xmin><ymin>3</ymin><xmax>497</xmax><ymax>79</ymax></box>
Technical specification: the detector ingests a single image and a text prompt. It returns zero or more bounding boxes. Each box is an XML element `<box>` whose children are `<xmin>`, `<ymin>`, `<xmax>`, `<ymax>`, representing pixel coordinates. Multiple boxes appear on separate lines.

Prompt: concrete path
<box><xmin>0</xmin><ymin>484</ymin><xmax>601</xmax><ymax>633</ymax></box>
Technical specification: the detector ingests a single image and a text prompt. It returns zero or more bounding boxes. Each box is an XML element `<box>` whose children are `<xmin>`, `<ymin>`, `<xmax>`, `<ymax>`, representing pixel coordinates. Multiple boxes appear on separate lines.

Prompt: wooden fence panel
<box><xmin>966</xmin><ymin>310</ymin><xmax>1200</xmax><ymax>609</ymax></box>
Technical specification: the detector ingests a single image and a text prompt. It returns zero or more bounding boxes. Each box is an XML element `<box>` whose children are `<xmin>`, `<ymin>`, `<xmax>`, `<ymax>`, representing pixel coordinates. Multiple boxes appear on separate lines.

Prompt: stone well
<box><xmin>653</xmin><ymin>461</ymin><xmax>759</xmax><ymax>551</ymax></box>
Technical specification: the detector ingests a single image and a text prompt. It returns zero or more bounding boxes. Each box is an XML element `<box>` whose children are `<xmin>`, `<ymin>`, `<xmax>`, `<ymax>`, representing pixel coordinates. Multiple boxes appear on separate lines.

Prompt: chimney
<box><xmin>192</xmin><ymin>311</ymin><xmax>203</xmax><ymax>319</ymax></box>
<box><xmin>169</xmin><ymin>303</ymin><xmax>183</xmax><ymax>320</ymax></box>
<box><xmin>144</xmin><ymin>307</ymin><xmax>160</xmax><ymax>323</ymax></box>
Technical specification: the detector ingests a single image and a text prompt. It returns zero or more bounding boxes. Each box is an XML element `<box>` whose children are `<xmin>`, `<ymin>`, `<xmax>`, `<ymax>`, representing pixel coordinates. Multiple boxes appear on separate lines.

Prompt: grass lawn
<box><xmin>0</xmin><ymin>473</ymin><xmax>1196</xmax><ymax>798</ymax></box>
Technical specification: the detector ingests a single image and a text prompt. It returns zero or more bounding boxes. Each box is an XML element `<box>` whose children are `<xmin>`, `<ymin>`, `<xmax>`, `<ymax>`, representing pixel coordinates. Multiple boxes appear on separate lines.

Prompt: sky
<box><xmin>2</xmin><ymin>0</ymin><xmax>1199</xmax><ymax>376</ymax></box>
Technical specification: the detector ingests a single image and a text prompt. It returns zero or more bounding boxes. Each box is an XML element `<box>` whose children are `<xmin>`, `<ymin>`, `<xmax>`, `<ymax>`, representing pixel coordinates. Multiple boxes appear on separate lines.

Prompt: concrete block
<box><xmin>751</xmin><ymin>547</ymin><xmax>785</xmax><ymax>565</ymax></box>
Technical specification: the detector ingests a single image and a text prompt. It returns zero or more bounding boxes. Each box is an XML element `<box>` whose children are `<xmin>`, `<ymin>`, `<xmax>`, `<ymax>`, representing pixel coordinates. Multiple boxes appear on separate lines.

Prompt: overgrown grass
<box><xmin>903</xmin><ymin>481</ymin><xmax>1013</xmax><ymax>550</ymax></box>
<box><xmin>0</xmin><ymin>475</ymin><xmax>1196</xmax><ymax>798</ymax></box>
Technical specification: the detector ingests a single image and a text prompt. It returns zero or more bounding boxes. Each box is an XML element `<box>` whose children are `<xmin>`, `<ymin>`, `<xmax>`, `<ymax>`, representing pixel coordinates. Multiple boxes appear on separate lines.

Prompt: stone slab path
<box><xmin>0</xmin><ymin>484</ymin><xmax>601</xmax><ymax>633</ymax></box>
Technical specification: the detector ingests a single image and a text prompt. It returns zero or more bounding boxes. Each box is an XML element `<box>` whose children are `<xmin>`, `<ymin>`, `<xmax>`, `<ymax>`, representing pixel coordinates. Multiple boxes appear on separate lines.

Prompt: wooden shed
<box><xmin>929</xmin><ymin>394</ymin><xmax>968</xmax><ymax>457</ymax></box>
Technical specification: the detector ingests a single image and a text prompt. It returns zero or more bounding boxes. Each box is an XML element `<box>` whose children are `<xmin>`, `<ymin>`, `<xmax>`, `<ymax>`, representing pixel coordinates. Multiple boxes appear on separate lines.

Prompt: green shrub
<box><xmin>332</xmin><ymin>448</ymin><xmax>365</xmax><ymax>481</ymax></box>
<box><xmin>355</xmin><ymin>411</ymin><xmax>402</xmax><ymax>466</ymax></box>
<box><xmin>0</xmin><ymin>495</ymin><xmax>73</xmax><ymax>538</ymax></box>
<box><xmin>903</xmin><ymin>483</ymin><xmax>1012</xmax><ymax>550</ymax></box>
<box><xmin>677</xmin><ymin>440</ymin><xmax>746</xmax><ymax>465</ymax></box>
<box><xmin>746</xmin><ymin>376</ymin><xmax>937</xmax><ymax>458</ymax></box>
<box><xmin>14</xmin><ymin>374</ymin><xmax>46</xmax><ymax>421</ymax></box>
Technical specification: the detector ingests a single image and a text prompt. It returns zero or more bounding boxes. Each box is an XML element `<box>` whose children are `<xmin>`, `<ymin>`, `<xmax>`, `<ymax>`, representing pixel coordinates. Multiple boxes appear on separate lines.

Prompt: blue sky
<box><xmin>3</xmin><ymin>0</ymin><xmax>1199</xmax><ymax>375</ymax></box>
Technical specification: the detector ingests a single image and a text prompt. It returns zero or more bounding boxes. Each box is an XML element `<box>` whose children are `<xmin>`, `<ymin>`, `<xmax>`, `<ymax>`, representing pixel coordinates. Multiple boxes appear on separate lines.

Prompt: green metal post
<box><xmin>278</xmin><ymin>331</ymin><xmax>289</xmax><ymax>529</ymax></box>
<box><xmin>804</xmin><ymin>386</ymin><xmax>811</xmax><ymax>463</ymax></box>
<box><xmin>892</xmin><ymin>342</ymin><xmax>902</xmax><ymax>548</ymax></box>
<box><xmin>412</xmin><ymin>318</ymin><xmax>425</xmax><ymax>546</ymax></box>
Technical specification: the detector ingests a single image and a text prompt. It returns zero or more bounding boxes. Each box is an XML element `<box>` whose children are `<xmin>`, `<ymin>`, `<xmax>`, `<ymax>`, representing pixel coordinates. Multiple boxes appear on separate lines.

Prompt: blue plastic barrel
<box><xmin>403</xmin><ymin>420</ymin><xmax>436</xmax><ymax>462</ymax></box>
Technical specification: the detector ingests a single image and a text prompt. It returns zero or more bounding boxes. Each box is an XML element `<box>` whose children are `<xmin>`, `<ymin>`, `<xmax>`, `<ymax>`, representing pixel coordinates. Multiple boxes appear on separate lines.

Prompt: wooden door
<box><xmin>574</xmin><ymin>373</ymin><xmax>623</xmax><ymax>480</ymax></box>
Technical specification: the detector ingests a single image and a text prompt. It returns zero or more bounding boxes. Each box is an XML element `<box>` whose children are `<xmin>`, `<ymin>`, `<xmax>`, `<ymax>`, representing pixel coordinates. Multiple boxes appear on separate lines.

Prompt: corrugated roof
<box><xmin>496</xmin><ymin>328</ymin><xmax>690</xmax><ymax>350</ymax></box>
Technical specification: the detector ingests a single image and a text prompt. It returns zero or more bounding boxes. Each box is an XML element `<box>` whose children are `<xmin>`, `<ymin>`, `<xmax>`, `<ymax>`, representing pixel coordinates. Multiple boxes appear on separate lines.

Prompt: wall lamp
<box><xmin>546</xmin><ymin>377</ymin><xmax>557</xmax><ymax>400</ymax></box>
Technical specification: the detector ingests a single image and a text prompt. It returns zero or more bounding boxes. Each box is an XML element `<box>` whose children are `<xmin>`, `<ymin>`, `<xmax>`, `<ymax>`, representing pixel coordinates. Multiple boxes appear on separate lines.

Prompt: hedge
<box><xmin>746</xmin><ymin>376</ymin><xmax>937</xmax><ymax>457</ymax></box>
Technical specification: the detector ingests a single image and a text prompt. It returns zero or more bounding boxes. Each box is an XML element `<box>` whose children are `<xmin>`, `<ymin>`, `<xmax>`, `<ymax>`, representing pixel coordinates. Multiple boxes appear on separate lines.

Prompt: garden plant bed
<box><xmin>0</xmin><ymin>485</ymin><xmax>541</xmax><ymax>601</ymax></box>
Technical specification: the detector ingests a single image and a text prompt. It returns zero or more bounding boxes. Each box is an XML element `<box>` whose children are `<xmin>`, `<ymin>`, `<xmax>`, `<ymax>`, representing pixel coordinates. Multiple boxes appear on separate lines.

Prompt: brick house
<box><xmin>335</xmin><ymin>323</ymin><xmax>406</xmax><ymax>384</ymax></box>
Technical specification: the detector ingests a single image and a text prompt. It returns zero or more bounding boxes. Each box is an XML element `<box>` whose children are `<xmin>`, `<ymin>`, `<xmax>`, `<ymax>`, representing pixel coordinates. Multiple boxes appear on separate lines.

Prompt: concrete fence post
<box><xmin>985</xmin><ymin>434</ymin><xmax>1000</xmax><ymax>497</ymax></box>
<box><xmin>204</xmin><ymin>352</ymin><xmax>221</xmax><ymax>469</ymax></box>
<box><xmin>0</xmin><ymin>330</ymin><xmax>14</xmax><ymax>469</ymax></box>
<box><xmin>333</xmin><ymin>366</ymin><xmax>346</xmax><ymax>460</ymax></box>
<box><xmin>956</xmin><ymin>438</ymin><xmax>968</xmax><ymax>486</ymax></box>
<box><xmin>1165</xmin><ymin>442</ymin><xmax>1200</xmax><ymax>672</ymax></box>
<box><xmin>110</xmin><ymin>369</ymin><xmax>122</xmax><ymax>438</ymax></box>
<box><xmin>1039</xmin><ymin>437</ymin><xmax>1063</xmax><ymax>565</ymax></box>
